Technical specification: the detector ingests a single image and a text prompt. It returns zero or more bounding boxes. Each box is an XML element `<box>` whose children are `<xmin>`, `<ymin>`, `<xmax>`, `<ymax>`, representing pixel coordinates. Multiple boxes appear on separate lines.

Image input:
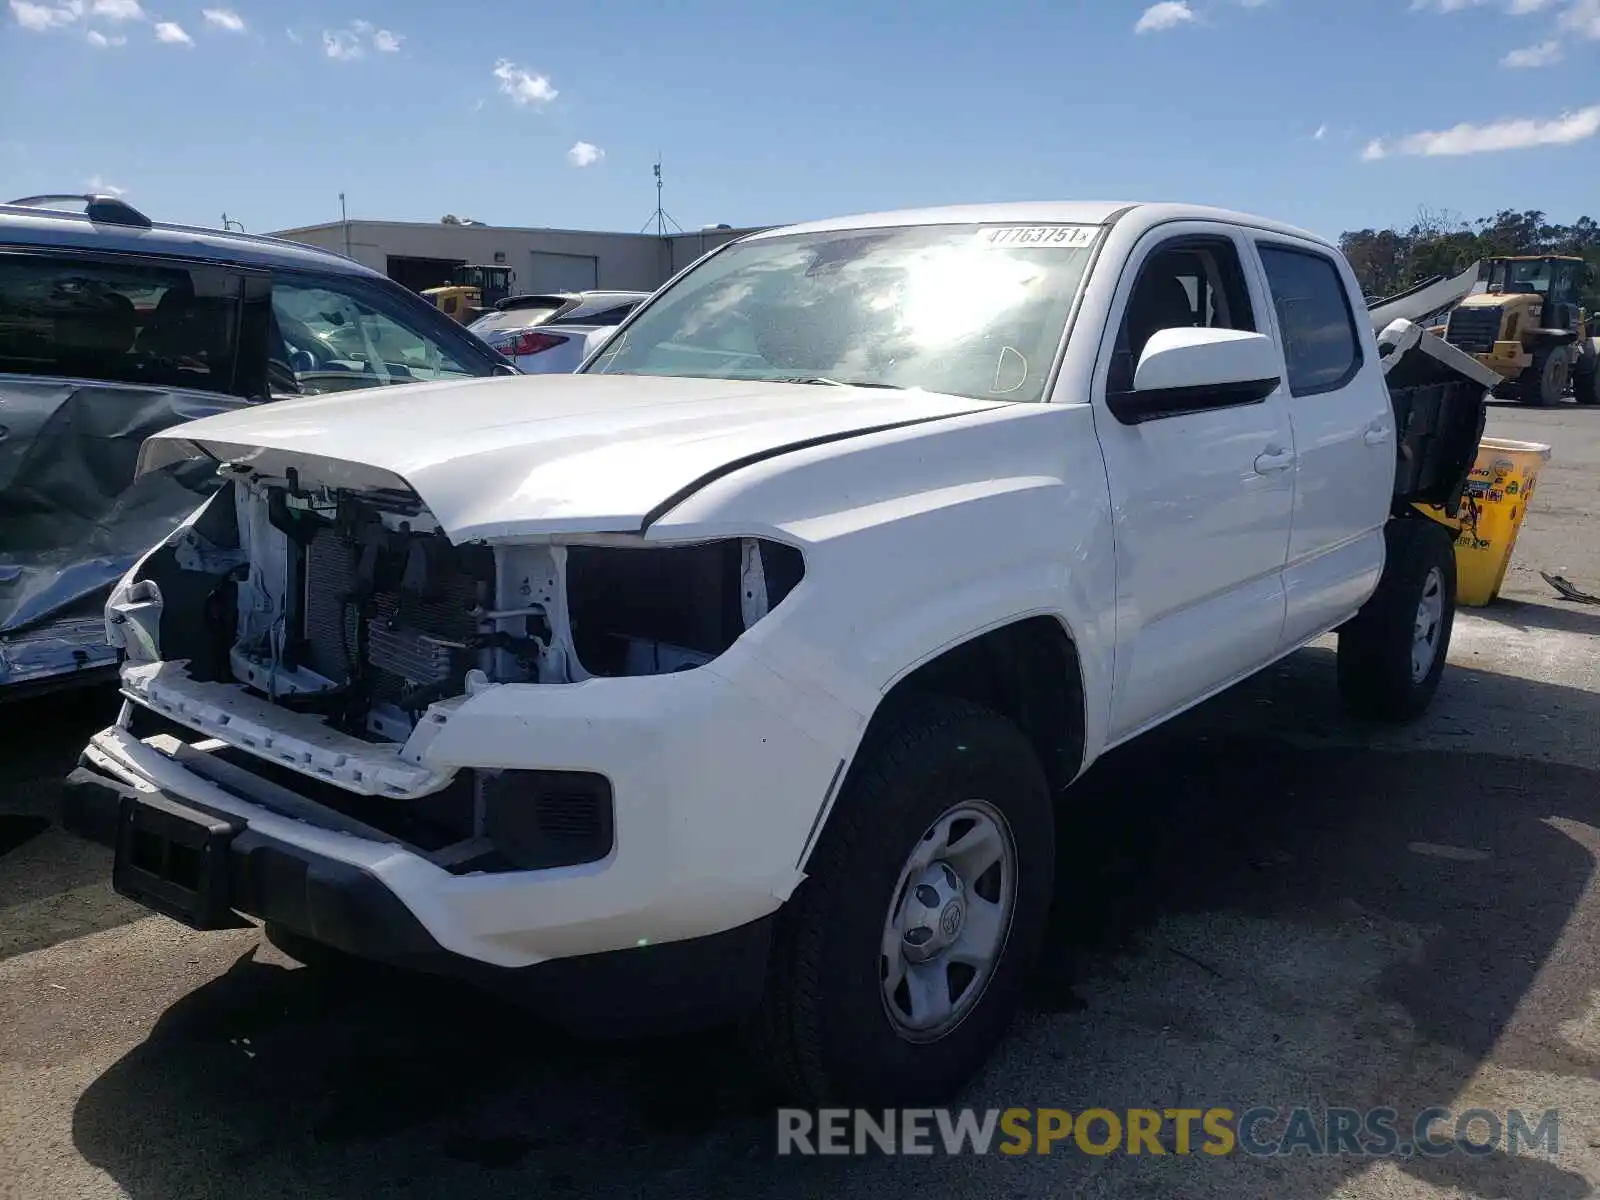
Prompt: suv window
<box><xmin>1110</xmin><ymin>236</ymin><xmax>1257</xmax><ymax>393</ymax></box>
<box><xmin>270</xmin><ymin>275</ymin><xmax>482</xmax><ymax>395</ymax></box>
<box><xmin>1257</xmin><ymin>245</ymin><xmax>1361</xmax><ymax>395</ymax></box>
<box><xmin>0</xmin><ymin>251</ymin><xmax>249</xmax><ymax>395</ymax></box>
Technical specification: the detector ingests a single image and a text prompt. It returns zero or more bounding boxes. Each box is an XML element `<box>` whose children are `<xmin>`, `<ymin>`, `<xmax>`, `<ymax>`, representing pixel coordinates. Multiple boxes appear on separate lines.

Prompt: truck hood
<box><xmin>138</xmin><ymin>373</ymin><xmax>1007</xmax><ymax>542</ymax></box>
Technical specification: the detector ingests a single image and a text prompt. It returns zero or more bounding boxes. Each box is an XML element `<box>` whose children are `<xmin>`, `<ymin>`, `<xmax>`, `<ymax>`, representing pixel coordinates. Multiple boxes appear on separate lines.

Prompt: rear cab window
<box><xmin>1256</xmin><ymin>244</ymin><xmax>1363</xmax><ymax>396</ymax></box>
<box><xmin>0</xmin><ymin>250</ymin><xmax>265</xmax><ymax>397</ymax></box>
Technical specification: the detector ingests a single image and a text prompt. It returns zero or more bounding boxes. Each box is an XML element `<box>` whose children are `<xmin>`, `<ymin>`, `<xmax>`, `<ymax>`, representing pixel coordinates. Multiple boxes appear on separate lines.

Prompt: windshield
<box><xmin>1496</xmin><ymin>261</ymin><xmax>1553</xmax><ymax>295</ymax></box>
<box><xmin>584</xmin><ymin>222</ymin><xmax>1101</xmax><ymax>403</ymax></box>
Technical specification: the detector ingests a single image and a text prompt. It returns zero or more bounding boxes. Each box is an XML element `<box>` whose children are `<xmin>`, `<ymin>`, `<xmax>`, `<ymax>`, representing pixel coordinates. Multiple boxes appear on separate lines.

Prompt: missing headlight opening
<box><xmin>106</xmin><ymin>471</ymin><xmax>805</xmax><ymax>746</ymax></box>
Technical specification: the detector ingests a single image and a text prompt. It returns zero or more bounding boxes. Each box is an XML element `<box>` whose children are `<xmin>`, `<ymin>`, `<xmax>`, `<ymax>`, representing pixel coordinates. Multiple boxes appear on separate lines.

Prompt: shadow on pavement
<box><xmin>64</xmin><ymin>651</ymin><xmax>1600</xmax><ymax>1199</ymax></box>
<box><xmin>1469</xmin><ymin>598</ymin><xmax>1600</xmax><ymax>637</ymax></box>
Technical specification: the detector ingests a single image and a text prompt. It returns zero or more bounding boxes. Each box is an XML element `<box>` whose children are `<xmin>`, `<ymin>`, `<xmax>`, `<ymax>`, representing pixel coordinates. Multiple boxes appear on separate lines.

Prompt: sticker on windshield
<box><xmin>975</xmin><ymin>225</ymin><xmax>1099</xmax><ymax>249</ymax></box>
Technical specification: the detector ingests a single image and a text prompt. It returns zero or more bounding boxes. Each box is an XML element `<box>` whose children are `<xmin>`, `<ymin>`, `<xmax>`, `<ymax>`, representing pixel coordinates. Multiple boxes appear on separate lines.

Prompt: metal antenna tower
<box><xmin>640</xmin><ymin>155</ymin><xmax>683</xmax><ymax>237</ymax></box>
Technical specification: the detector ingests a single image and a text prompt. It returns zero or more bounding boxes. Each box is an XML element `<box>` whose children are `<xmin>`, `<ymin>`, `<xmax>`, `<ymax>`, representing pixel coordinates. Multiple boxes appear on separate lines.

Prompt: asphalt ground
<box><xmin>1</xmin><ymin>398</ymin><xmax>1597</xmax><ymax>1200</ymax></box>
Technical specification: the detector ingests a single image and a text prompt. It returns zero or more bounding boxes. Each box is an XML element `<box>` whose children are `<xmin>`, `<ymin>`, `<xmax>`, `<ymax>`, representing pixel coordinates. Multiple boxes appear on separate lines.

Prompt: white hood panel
<box><xmin>139</xmin><ymin>374</ymin><xmax>1005</xmax><ymax>542</ymax></box>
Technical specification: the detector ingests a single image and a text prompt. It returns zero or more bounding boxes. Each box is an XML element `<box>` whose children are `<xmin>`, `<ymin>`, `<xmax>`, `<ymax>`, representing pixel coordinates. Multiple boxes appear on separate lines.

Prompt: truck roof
<box><xmin>750</xmin><ymin>201</ymin><xmax>1333</xmax><ymax>250</ymax></box>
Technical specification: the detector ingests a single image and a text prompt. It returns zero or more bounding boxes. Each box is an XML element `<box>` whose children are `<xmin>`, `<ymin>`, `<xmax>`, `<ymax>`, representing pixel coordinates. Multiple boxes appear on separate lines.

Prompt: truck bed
<box><xmin>1376</xmin><ymin>318</ymin><xmax>1499</xmax><ymax>514</ymax></box>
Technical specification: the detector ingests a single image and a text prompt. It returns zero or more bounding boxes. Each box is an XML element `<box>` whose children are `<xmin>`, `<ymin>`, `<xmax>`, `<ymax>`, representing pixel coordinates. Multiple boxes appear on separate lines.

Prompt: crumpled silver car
<box><xmin>0</xmin><ymin>193</ymin><xmax>511</xmax><ymax>698</ymax></box>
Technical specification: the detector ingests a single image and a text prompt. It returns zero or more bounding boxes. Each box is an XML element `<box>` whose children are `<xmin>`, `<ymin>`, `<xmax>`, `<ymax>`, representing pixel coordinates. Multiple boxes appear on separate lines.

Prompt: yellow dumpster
<box><xmin>1445</xmin><ymin>437</ymin><xmax>1552</xmax><ymax>607</ymax></box>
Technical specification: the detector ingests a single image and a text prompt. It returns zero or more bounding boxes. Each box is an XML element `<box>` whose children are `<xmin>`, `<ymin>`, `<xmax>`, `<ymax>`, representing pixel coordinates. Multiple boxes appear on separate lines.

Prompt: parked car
<box><xmin>59</xmin><ymin>201</ymin><xmax>1492</xmax><ymax>1107</ymax></box>
<box><xmin>0</xmin><ymin>193</ymin><xmax>513</xmax><ymax>698</ymax></box>
<box><xmin>467</xmin><ymin>290</ymin><xmax>651</xmax><ymax>373</ymax></box>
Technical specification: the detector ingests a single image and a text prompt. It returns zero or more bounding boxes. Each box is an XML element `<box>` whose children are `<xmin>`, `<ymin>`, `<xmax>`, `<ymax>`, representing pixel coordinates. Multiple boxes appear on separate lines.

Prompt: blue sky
<box><xmin>4</xmin><ymin>0</ymin><xmax>1600</xmax><ymax>242</ymax></box>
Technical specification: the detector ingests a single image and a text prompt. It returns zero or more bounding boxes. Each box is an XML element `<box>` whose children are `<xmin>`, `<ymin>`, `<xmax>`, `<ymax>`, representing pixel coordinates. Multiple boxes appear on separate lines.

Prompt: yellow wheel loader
<box><xmin>1441</xmin><ymin>255</ymin><xmax>1599</xmax><ymax>406</ymax></box>
<box><xmin>422</xmin><ymin>264</ymin><xmax>517</xmax><ymax>325</ymax></box>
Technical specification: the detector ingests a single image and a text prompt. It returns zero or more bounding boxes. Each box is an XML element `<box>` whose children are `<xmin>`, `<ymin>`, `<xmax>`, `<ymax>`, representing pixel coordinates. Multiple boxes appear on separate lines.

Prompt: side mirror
<box><xmin>1109</xmin><ymin>327</ymin><xmax>1282</xmax><ymax>424</ymax></box>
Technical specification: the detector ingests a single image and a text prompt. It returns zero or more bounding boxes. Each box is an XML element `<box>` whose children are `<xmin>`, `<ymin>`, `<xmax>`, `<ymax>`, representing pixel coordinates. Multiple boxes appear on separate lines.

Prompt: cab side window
<box><xmin>1109</xmin><ymin>237</ymin><xmax>1257</xmax><ymax>394</ymax></box>
<box><xmin>1257</xmin><ymin>245</ymin><xmax>1361</xmax><ymax>396</ymax></box>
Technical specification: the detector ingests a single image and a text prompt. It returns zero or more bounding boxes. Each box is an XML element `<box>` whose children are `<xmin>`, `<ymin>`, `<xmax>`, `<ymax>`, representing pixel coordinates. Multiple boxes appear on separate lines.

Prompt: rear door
<box><xmin>1091</xmin><ymin>223</ymin><xmax>1297</xmax><ymax>740</ymax></box>
<box><xmin>1251</xmin><ymin>240</ymin><xmax>1393</xmax><ymax>648</ymax></box>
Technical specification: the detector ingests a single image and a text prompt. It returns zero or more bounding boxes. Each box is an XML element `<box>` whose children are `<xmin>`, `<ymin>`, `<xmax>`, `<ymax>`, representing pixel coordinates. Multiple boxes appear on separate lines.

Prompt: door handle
<box><xmin>1254</xmin><ymin>447</ymin><xmax>1295</xmax><ymax>474</ymax></box>
<box><xmin>1363</xmin><ymin>425</ymin><xmax>1390</xmax><ymax>447</ymax></box>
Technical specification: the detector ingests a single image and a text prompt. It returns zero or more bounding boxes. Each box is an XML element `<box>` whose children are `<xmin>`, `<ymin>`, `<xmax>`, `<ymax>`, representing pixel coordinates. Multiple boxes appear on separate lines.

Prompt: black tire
<box><xmin>1337</xmin><ymin>517</ymin><xmax>1457</xmax><ymax>723</ymax></box>
<box><xmin>1575</xmin><ymin>367</ymin><xmax>1599</xmax><ymax>407</ymax></box>
<box><xmin>1517</xmin><ymin>347</ymin><xmax>1568</xmax><ymax>406</ymax></box>
<box><xmin>744</xmin><ymin>695</ymin><xmax>1055</xmax><ymax>1106</ymax></box>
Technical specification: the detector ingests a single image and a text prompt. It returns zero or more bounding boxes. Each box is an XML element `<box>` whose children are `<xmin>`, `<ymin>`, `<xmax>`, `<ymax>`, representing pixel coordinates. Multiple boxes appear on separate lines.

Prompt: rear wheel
<box><xmin>1337</xmin><ymin>517</ymin><xmax>1457</xmax><ymax>722</ymax></box>
<box><xmin>745</xmin><ymin>696</ymin><xmax>1055</xmax><ymax>1106</ymax></box>
<box><xmin>1518</xmin><ymin>347</ymin><xmax>1568</xmax><ymax>406</ymax></box>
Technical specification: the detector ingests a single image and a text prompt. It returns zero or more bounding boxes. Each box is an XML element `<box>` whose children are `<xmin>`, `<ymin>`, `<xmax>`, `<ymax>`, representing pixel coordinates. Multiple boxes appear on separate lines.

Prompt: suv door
<box><xmin>1091</xmin><ymin>224</ymin><xmax>1297</xmax><ymax>739</ymax></box>
<box><xmin>1252</xmin><ymin>240</ymin><xmax>1392</xmax><ymax>648</ymax></box>
<box><xmin>0</xmin><ymin>247</ymin><xmax>272</xmax><ymax>687</ymax></box>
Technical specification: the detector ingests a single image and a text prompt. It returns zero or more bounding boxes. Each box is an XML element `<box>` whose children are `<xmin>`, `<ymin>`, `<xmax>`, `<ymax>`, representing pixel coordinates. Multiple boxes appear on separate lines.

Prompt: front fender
<box><xmin>652</xmin><ymin>402</ymin><xmax>1119</xmax><ymax>767</ymax></box>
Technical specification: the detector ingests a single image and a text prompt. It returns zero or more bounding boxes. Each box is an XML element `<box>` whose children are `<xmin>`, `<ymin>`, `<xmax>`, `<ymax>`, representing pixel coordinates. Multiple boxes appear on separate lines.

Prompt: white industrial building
<box><xmin>269</xmin><ymin>217</ymin><xmax>767</xmax><ymax>295</ymax></box>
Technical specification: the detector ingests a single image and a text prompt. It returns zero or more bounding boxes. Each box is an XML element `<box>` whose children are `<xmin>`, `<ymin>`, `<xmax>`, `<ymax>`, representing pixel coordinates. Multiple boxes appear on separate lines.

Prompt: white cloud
<box><xmin>85</xmin><ymin>27</ymin><xmax>123</xmax><ymax>43</ymax></box>
<box><xmin>202</xmin><ymin>8</ymin><xmax>245</xmax><ymax>32</ymax></box>
<box><xmin>493</xmin><ymin>59</ymin><xmax>558</xmax><ymax>106</ymax></box>
<box><xmin>153</xmin><ymin>19</ymin><xmax>190</xmax><ymax>43</ymax></box>
<box><xmin>1502</xmin><ymin>38</ymin><xmax>1562</xmax><ymax>65</ymax></box>
<box><xmin>568</xmin><ymin>141</ymin><xmax>604</xmax><ymax>167</ymax></box>
<box><xmin>10</xmin><ymin>0</ymin><xmax>80</xmax><ymax>30</ymax></box>
<box><xmin>1363</xmin><ymin>105</ymin><xmax>1600</xmax><ymax>159</ymax></box>
<box><xmin>1313</xmin><ymin>122</ymin><xmax>1328</xmax><ymax>140</ymax></box>
<box><xmin>320</xmin><ymin>20</ymin><xmax>401</xmax><ymax>59</ymax></box>
<box><xmin>284</xmin><ymin>26</ymin><xmax>301</xmax><ymax>42</ymax></box>
<box><xmin>1409</xmin><ymin>0</ymin><xmax>1489</xmax><ymax>10</ymax></box>
<box><xmin>1135</xmin><ymin>0</ymin><xmax>1195</xmax><ymax>31</ymax></box>
<box><xmin>1509</xmin><ymin>0</ymin><xmax>1557</xmax><ymax>10</ymax></box>
<box><xmin>1561</xmin><ymin>0</ymin><xmax>1600</xmax><ymax>35</ymax></box>
<box><xmin>90</xmin><ymin>0</ymin><xmax>141</xmax><ymax>18</ymax></box>
<box><xmin>87</xmin><ymin>174</ymin><xmax>125</xmax><ymax>195</ymax></box>
<box><xmin>323</xmin><ymin>27</ymin><xmax>362</xmax><ymax>59</ymax></box>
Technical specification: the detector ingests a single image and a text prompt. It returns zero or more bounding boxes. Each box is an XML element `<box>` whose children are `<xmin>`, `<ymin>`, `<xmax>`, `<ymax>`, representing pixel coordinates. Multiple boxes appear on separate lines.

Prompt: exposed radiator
<box><xmin>300</xmin><ymin>526</ymin><xmax>484</xmax><ymax>705</ymax></box>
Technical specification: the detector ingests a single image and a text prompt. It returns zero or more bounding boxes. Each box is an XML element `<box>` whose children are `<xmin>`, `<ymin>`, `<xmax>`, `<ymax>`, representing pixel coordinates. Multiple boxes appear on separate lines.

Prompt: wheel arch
<box><xmin>795</xmin><ymin>614</ymin><xmax>1088</xmax><ymax>875</ymax></box>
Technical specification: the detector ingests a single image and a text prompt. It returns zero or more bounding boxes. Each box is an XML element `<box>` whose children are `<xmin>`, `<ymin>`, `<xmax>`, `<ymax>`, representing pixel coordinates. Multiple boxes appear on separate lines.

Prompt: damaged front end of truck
<box><xmin>94</xmin><ymin>451</ymin><xmax>804</xmax><ymax>879</ymax></box>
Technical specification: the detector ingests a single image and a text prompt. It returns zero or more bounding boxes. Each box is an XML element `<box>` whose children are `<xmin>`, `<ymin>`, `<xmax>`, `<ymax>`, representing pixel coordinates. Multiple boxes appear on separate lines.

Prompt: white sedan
<box><xmin>468</xmin><ymin>290</ymin><xmax>651</xmax><ymax>373</ymax></box>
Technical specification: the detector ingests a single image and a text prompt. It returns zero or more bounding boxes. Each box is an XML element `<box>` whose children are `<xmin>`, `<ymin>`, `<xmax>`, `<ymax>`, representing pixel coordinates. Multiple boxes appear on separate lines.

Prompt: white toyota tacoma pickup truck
<box><xmin>61</xmin><ymin>201</ymin><xmax>1494</xmax><ymax>1105</ymax></box>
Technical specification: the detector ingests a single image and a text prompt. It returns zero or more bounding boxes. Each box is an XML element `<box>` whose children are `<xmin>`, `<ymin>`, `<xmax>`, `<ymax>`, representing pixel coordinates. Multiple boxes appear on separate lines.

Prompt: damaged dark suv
<box><xmin>0</xmin><ymin>193</ymin><xmax>510</xmax><ymax>698</ymax></box>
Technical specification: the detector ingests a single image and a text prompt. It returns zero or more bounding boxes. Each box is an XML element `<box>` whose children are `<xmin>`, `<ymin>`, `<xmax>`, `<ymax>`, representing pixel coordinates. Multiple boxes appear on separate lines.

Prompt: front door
<box><xmin>1090</xmin><ymin>225</ymin><xmax>1297</xmax><ymax>741</ymax></box>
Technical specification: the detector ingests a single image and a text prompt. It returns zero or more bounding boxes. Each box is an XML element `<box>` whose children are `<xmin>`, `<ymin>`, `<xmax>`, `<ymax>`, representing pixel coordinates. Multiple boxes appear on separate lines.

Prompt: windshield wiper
<box><xmin>777</xmin><ymin>376</ymin><xmax>905</xmax><ymax>390</ymax></box>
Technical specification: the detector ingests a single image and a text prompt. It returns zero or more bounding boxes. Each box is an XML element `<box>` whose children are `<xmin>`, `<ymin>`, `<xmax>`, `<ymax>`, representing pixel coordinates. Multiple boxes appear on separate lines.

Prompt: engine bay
<box><xmin>112</xmin><ymin>468</ymin><xmax>804</xmax><ymax>746</ymax></box>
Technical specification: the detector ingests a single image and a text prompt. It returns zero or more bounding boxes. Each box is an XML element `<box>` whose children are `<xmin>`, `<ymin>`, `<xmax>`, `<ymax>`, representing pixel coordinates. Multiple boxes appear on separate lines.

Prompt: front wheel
<box><xmin>1518</xmin><ymin>347</ymin><xmax>1568</xmax><ymax>406</ymax></box>
<box><xmin>1337</xmin><ymin>517</ymin><xmax>1458</xmax><ymax>722</ymax></box>
<box><xmin>745</xmin><ymin>696</ymin><xmax>1055</xmax><ymax>1106</ymax></box>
